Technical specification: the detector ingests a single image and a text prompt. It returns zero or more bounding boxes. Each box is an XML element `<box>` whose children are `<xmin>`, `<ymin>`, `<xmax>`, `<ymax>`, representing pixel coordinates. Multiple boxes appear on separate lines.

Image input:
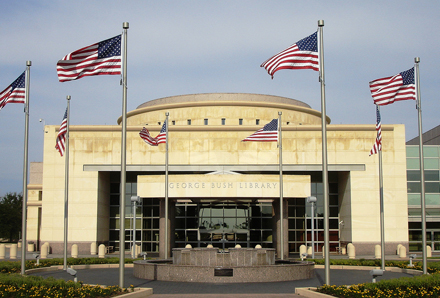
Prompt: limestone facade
<box><xmin>27</xmin><ymin>93</ymin><xmax>408</xmax><ymax>257</ymax></box>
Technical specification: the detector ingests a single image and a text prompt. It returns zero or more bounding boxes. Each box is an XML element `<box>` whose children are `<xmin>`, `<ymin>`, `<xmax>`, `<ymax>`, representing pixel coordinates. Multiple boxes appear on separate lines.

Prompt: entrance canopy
<box><xmin>137</xmin><ymin>174</ymin><xmax>310</xmax><ymax>198</ymax></box>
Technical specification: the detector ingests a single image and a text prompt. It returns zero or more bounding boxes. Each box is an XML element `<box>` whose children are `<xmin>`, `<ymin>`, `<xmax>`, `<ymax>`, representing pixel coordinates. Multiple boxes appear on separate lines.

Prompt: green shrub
<box><xmin>0</xmin><ymin>273</ymin><xmax>129</xmax><ymax>297</ymax></box>
<box><xmin>317</xmin><ymin>273</ymin><xmax>440</xmax><ymax>298</ymax></box>
<box><xmin>0</xmin><ymin>257</ymin><xmax>144</xmax><ymax>274</ymax></box>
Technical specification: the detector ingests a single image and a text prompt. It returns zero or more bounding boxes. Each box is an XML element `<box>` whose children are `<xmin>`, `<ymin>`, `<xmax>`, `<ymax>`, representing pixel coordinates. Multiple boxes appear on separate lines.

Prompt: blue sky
<box><xmin>0</xmin><ymin>1</ymin><xmax>439</xmax><ymax>196</ymax></box>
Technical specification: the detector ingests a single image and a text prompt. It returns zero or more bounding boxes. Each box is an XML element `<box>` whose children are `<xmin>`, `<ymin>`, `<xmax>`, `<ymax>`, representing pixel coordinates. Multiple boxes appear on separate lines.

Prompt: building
<box><xmin>26</xmin><ymin>93</ymin><xmax>409</xmax><ymax>258</ymax></box>
<box><xmin>406</xmin><ymin>125</ymin><xmax>440</xmax><ymax>252</ymax></box>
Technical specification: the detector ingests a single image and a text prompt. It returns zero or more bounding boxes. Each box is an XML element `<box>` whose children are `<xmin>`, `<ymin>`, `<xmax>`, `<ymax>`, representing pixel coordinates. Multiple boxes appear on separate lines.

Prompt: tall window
<box><xmin>221</xmin><ymin>118</ymin><xmax>226</xmax><ymax>125</ymax></box>
<box><xmin>239</xmin><ymin>119</ymin><xmax>243</xmax><ymax>125</ymax></box>
<box><xmin>187</xmin><ymin>119</ymin><xmax>191</xmax><ymax>125</ymax></box>
<box><xmin>204</xmin><ymin>119</ymin><xmax>208</xmax><ymax>125</ymax></box>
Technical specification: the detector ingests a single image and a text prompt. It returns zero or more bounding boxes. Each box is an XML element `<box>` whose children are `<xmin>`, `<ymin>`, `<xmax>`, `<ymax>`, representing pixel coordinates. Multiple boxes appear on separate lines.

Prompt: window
<box><xmin>204</xmin><ymin>119</ymin><xmax>208</xmax><ymax>125</ymax></box>
<box><xmin>256</xmin><ymin>119</ymin><xmax>260</xmax><ymax>125</ymax></box>
<box><xmin>221</xmin><ymin>118</ymin><xmax>225</xmax><ymax>125</ymax></box>
<box><xmin>187</xmin><ymin>119</ymin><xmax>191</xmax><ymax>125</ymax></box>
<box><xmin>239</xmin><ymin>119</ymin><xmax>243</xmax><ymax>125</ymax></box>
<box><xmin>158</xmin><ymin>122</ymin><xmax>161</xmax><ymax>125</ymax></box>
<box><xmin>172</xmin><ymin>120</ymin><xmax>175</xmax><ymax>125</ymax></box>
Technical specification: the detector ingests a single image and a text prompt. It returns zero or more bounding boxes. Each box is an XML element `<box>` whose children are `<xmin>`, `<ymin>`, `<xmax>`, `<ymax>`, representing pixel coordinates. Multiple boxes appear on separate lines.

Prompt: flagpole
<box><xmin>278</xmin><ymin>112</ymin><xmax>284</xmax><ymax>260</ymax></box>
<box><xmin>415</xmin><ymin>57</ymin><xmax>427</xmax><ymax>274</ymax></box>
<box><xmin>165</xmin><ymin>112</ymin><xmax>169</xmax><ymax>259</ymax></box>
<box><xmin>377</xmin><ymin>105</ymin><xmax>385</xmax><ymax>271</ymax></box>
<box><xmin>318</xmin><ymin>20</ymin><xmax>330</xmax><ymax>285</ymax></box>
<box><xmin>63</xmin><ymin>96</ymin><xmax>71</xmax><ymax>271</ymax></box>
<box><xmin>119</xmin><ymin>22</ymin><xmax>129</xmax><ymax>288</ymax></box>
<box><xmin>20</xmin><ymin>61</ymin><xmax>31</xmax><ymax>275</ymax></box>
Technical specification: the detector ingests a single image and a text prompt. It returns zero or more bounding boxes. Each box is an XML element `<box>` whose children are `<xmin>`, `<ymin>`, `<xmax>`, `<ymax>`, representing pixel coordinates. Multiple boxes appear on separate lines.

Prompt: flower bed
<box><xmin>0</xmin><ymin>273</ymin><xmax>134</xmax><ymax>298</ymax></box>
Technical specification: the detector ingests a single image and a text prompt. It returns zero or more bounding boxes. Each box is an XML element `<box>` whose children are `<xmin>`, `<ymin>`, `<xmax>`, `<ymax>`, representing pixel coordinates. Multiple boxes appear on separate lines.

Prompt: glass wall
<box><xmin>407</xmin><ymin>145</ymin><xmax>440</xmax><ymax>251</ymax></box>
<box><xmin>288</xmin><ymin>172</ymin><xmax>340</xmax><ymax>254</ymax></box>
<box><xmin>174</xmin><ymin>202</ymin><xmax>273</xmax><ymax>249</ymax></box>
<box><xmin>108</xmin><ymin>173</ymin><xmax>160</xmax><ymax>252</ymax></box>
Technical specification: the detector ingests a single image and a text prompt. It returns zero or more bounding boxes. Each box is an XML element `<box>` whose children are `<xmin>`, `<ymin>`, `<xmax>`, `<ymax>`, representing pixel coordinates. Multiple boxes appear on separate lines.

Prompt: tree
<box><xmin>0</xmin><ymin>192</ymin><xmax>22</xmax><ymax>242</ymax></box>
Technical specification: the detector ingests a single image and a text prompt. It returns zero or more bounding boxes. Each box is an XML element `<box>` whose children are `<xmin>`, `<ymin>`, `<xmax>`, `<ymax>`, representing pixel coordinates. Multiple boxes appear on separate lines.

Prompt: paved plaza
<box><xmin>29</xmin><ymin>265</ymin><xmax>417</xmax><ymax>296</ymax></box>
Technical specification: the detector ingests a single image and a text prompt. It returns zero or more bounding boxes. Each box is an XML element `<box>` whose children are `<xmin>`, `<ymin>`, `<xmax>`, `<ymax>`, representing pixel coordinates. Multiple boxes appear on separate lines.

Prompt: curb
<box><xmin>295</xmin><ymin>287</ymin><xmax>332</xmax><ymax>298</ymax></box>
<box><xmin>25</xmin><ymin>263</ymin><xmax>134</xmax><ymax>274</ymax></box>
<box><xmin>116</xmin><ymin>288</ymin><xmax>153</xmax><ymax>297</ymax></box>
<box><xmin>314</xmin><ymin>264</ymin><xmax>423</xmax><ymax>275</ymax></box>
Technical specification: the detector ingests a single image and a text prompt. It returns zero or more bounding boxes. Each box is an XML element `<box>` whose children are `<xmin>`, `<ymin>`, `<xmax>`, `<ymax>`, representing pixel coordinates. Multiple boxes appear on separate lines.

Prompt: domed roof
<box><xmin>136</xmin><ymin>93</ymin><xmax>311</xmax><ymax>110</ymax></box>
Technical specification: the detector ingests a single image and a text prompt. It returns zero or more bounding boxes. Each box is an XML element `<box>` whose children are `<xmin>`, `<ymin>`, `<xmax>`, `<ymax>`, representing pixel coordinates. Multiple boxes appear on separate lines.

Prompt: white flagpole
<box><xmin>377</xmin><ymin>105</ymin><xmax>385</xmax><ymax>271</ymax></box>
<box><xmin>20</xmin><ymin>61</ymin><xmax>31</xmax><ymax>275</ymax></box>
<box><xmin>278</xmin><ymin>112</ymin><xmax>284</xmax><ymax>259</ymax></box>
<box><xmin>415</xmin><ymin>57</ymin><xmax>427</xmax><ymax>274</ymax></box>
<box><xmin>165</xmin><ymin>112</ymin><xmax>169</xmax><ymax>259</ymax></box>
<box><xmin>318</xmin><ymin>20</ymin><xmax>330</xmax><ymax>285</ymax></box>
<box><xmin>63</xmin><ymin>96</ymin><xmax>71</xmax><ymax>271</ymax></box>
<box><xmin>119</xmin><ymin>22</ymin><xmax>129</xmax><ymax>288</ymax></box>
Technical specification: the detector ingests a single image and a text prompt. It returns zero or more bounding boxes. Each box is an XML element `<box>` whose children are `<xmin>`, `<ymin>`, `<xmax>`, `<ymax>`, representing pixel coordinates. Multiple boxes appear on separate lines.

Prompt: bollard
<box><xmin>71</xmin><ymin>244</ymin><xmax>78</xmax><ymax>258</ymax></box>
<box><xmin>90</xmin><ymin>242</ymin><xmax>97</xmax><ymax>255</ymax></box>
<box><xmin>17</xmin><ymin>241</ymin><xmax>22</xmax><ymax>248</ymax></box>
<box><xmin>299</xmin><ymin>244</ymin><xmax>307</xmax><ymax>257</ymax></box>
<box><xmin>41</xmin><ymin>243</ymin><xmax>48</xmax><ymax>259</ymax></box>
<box><xmin>27</xmin><ymin>242</ymin><xmax>35</xmax><ymax>252</ymax></box>
<box><xmin>0</xmin><ymin>244</ymin><xmax>5</xmax><ymax>259</ymax></box>
<box><xmin>427</xmin><ymin>245</ymin><xmax>432</xmax><ymax>258</ymax></box>
<box><xmin>322</xmin><ymin>246</ymin><xmax>325</xmax><ymax>257</ymax></box>
<box><xmin>136</xmin><ymin>244</ymin><xmax>141</xmax><ymax>257</ymax></box>
<box><xmin>399</xmin><ymin>245</ymin><xmax>407</xmax><ymax>258</ymax></box>
<box><xmin>374</xmin><ymin>244</ymin><xmax>381</xmax><ymax>259</ymax></box>
<box><xmin>307</xmin><ymin>246</ymin><xmax>312</xmax><ymax>255</ymax></box>
<box><xmin>10</xmin><ymin>244</ymin><xmax>17</xmax><ymax>259</ymax></box>
<box><xmin>397</xmin><ymin>244</ymin><xmax>402</xmax><ymax>255</ymax></box>
<box><xmin>341</xmin><ymin>247</ymin><xmax>346</xmax><ymax>255</ymax></box>
<box><xmin>98</xmin><ymin>244</ymin><xmax>106</xmax><ymax>258</ymax></box>
<box><xmin>43</xmin><ymin>242</ymin><xmax>50</xmax><ymax>255</ymax></box>
<box><xmin>347</xmin><ymin>243</ymin><xmax>356</xmax><ymax>259</ymax></box>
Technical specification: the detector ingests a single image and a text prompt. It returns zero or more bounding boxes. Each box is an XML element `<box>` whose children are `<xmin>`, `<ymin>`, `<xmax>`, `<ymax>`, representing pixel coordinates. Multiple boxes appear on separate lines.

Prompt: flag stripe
<box><xmin>369</xmin><ymin>67</ymin><xmax>415</xmax><ymax>106</ymax></box>
<box><xmin>261</xmin><ymin>32</ymin><xmax>319</xmax><ymax>78</ymax></box>
<box><xmin>55</xmin><ymin>108</ymin><xmax>68</xmax><ymax>156</ymax></box>
<box><xmin>140</xmin><ymin>120</ymin><xmax>167</xmax><ymax>146</ymax></box>
<box><xmin>57</xmin><ymin>35</ymin><xmax>121</xmax><ymax>82</ymax></box>
<box><xmin>369</xmin><ymin>106</ymin><xmax>382</xmax><ymax>156</ymax></box>
<box><xmin>242</xmin><ymin>119</ymin><xmax>278</xmax><ymax>142</ymax></box>
<box><xmin>0</xmin><ymin>71</ymin><xmax>26</xmax><ymax>111</ymax></box>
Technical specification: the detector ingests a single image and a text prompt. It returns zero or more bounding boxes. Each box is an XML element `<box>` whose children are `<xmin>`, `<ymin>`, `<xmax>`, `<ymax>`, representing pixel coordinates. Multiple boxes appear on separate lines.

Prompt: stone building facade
<box><xmin>26</xmin><ymin>93</ymin><xmax>409</xmax><ymax>258</ymax></box>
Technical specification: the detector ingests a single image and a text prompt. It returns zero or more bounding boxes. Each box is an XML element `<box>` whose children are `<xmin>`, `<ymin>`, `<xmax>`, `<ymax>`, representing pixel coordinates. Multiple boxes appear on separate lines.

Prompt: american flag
<box><xmin>369</xmin><ymin>67</ymin><xmax>415</xmax><ymax>106</ymax></box>
<box><xmin>242</xmin><ymin>119</ymin><xmax>278</xmax><ymax>142</ymax></box>
<box><xmin>140</xmin><ymin>120</ymin><xmax>167</xmax><ymax>146</ymax></box>
<box><xmin>261</xmin><ymin>31</ymin><xmax>319</xmax><ymax>78</ymax></box>
<box><xmin>55</xmin><ymin>108</ymin><xmax>68</xmax><ymax>156</ymax></box>
<box><xmin>369</xmin><ymin>105</ymin><xmax>382</xmax><ymax>156</ymax></box>
<box><xmin>57</xmin><ymin>35</ymin><xmax>121</xmax><ymax>82</ymax></box>
<box><xmin>0</xmin><ymin>71</ymin><xmax>25</xmax><ymax>111</ymax></box>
